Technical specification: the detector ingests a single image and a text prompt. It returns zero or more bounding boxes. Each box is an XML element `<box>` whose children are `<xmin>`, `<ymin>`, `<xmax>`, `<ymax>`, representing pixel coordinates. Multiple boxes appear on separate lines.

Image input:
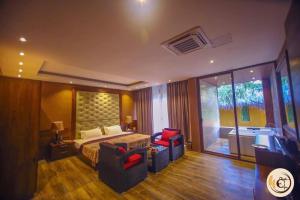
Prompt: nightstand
<box><xmin>49</xmin><ymin>141</ymin><xmax>75</xmax><ymax>161</ymax></box>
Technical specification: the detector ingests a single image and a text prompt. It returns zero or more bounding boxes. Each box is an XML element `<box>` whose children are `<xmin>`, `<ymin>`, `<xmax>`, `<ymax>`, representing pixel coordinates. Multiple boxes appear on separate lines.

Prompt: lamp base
<box><xmin>54</xmin><ymin>132</ymin><xmax>63</xmax><ymax>144</ymax></box>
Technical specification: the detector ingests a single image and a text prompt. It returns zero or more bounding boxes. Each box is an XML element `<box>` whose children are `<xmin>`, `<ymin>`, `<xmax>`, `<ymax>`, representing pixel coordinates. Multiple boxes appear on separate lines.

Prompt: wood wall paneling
<box><xmin>0</xmin><ymin>77</ymin><xmax>40</xmax><ymax>200</ymax></box>
<box><xmin>187</xmin><ymin>78</ymin><xmax>202</xmax><ymax>152</ymax></box>
<box><xmin>121</xmin><ymin>91</ymin><xmax>134</xmax><ymax>123</ymax></box>
<box><xmin>40</xmin><ymin>82</ymin><xmax>73</xmax><ymax>136</ymax></box>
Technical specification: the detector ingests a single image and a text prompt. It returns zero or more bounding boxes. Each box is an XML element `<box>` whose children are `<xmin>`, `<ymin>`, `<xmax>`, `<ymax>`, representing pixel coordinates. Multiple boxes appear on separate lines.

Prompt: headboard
<box><xmin>75</xmin><ymin>91</ymin><xmax>120</xmax><ymax>138</ymax></box>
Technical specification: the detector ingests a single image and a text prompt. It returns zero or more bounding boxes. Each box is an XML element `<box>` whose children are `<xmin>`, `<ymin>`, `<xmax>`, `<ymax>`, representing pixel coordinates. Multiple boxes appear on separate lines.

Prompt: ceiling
<box><xmin>201</xmin><ymin>62</ymin><xmax>274</xmax><ymax>86</ymax></box>
<box><xmin>0</xmin><ymin>0</ymin><xmax>291</xmax><ymax>90</ymax></box>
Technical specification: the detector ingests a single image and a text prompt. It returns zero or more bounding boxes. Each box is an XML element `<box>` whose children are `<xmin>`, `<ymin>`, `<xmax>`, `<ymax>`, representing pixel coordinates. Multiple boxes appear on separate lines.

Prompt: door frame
<box><xmin>196</xmin><ymin>61</ymin><xmax>276</xmax><ymax>162</ymax></box>
<box><xmin>197</xmin><ymin>71</ymin><xmax>241</xmax><ymax>160</ymax></box>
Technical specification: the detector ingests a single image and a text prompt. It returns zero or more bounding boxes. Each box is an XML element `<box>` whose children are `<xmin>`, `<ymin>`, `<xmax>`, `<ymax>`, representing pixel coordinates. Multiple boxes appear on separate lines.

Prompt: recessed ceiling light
<box><xmin>138</xmin><ymin>0</ymin><xmax>146</xmax><ymax>4</ymax></box>
<box><xmin>210</xmin><ymin>60</ymin><xmax>214</xmax><ymax>64</ymax></box>
<box><xmin>69</xmin><ymin>81</ymin><xmax>73</xmax><ymax>84</ymax></box>
<box><xmin>252</xmin><ymin>77</ymin><xmax>256</xmax><ymax>80</ymax></box>
<box><xmin>19</xmin><ymin>51</ymin><xmax>25</xmax><ymax>56</ymax></box>
<box><xmin>250</xmin><ymin>70</ymin><xmax>254</xmax><ymax>73</ymax></box>
<box><xmin>19</xmin><ymin>61</ymin><xmax>24</xmax><ymax>65</ymax></box>
<box><xmin>214</xmin><ymin>76</ymin><xmax>218</xmax><ymax>80</ymax></box>
<box><xmin>19</xmin><ymin>69</ymin><xmax>23</xmax><ymax>73</ymax></box>
<box><xmin>168</xmin><ymin>80</ymin><xmax>171</xmax><ymax>82</ymax></box>
<box><xmin>19</xmin><ymin>37</ymin><xmax>27</xmax><ymax>42</ymax></box>
<box><xmin>18</xmin><ymin>74</ymin><xmax>21</xmax><ymax>78</ymax></box>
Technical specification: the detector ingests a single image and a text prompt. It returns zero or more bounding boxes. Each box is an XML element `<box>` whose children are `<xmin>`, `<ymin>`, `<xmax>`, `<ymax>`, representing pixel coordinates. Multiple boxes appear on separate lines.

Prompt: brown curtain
<box><xmin>134</xmin><ymin>88</ymin><xmax>153</xmax><ymax>135</ymax></box>
<box><xmin>167</xmin><ymin>81</ymin><xmax>190</xmax><ymax>142</ymax></box>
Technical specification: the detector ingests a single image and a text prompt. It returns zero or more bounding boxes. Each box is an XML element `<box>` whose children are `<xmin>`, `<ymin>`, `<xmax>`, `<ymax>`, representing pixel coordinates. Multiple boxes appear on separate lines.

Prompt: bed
<box><xmin>74</xmin><ymin>132</ymin><xmax>150</xmax><ymax>168</ymax></box>
<box><xmin>74</xmin><ymin>91</ymin><xmax>150</xmax><ymax>168</ymax></box>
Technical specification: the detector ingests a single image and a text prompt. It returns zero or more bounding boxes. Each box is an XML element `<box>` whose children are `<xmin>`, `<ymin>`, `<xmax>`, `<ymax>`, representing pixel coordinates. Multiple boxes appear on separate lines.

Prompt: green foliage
<box><xmin>217</xmin><ymin>80</ymin><xmax>265</xmax><ymax>109</ymax></box>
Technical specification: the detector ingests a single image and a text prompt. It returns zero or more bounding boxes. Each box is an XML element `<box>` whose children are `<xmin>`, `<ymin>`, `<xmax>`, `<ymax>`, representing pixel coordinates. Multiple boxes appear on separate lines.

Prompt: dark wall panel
<box><xmin>285</xmin><ymin>0</ymin><xmax>300</xmax><ymax>138</ymax></box>
<box><xmin>0</xmin><ymin>77</ymin><xmax>41</xmax><ymax>200</ymax></box>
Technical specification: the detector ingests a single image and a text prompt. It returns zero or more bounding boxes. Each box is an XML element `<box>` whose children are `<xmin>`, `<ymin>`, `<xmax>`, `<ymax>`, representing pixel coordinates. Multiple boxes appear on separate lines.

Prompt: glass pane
<box><xmin>280</xmin><ymin>61</ymin><xmax>296</xmax><ymax>131</ymax></box>
<box><xmin>233</xmin><ymin>64</ymin><xmax>276</xmax><ymax>162</ymax></box>
<box><xmin>199</xmin><ymin>73</ymin><xmax>237</xmax><ymax>157</ymax></box>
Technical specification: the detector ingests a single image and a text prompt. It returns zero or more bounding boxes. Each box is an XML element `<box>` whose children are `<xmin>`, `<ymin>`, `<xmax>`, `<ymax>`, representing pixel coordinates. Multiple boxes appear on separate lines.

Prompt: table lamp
<box><xmin>51</xmin><ymin>121</ymin><xmax>64</xmax><ymax>144</ymax></box>
<box><xmin>125</xmin><ymin>115</ymin><xmax>133</xmax><ymax>131</ymax></box>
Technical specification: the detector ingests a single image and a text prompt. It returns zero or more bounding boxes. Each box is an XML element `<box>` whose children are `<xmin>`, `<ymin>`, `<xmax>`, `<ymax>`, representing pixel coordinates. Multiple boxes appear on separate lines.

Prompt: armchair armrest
<box><xmin>169</xmin><ymin>134</ymin><xmax>184</xmax><ymax>146</ymax></box>
<box><xmin>99</xmin><ymin>142</ymin><xmax>122</xmax><ymax>168</ymax></box>
<box><xmin>169</xmin><ymin>134</ymin><xmax>183</xmax><ymax>141</ymax></box>
<box><xmin>151</xmin><ymin>132</ymin><xmax>162</xmax><ymax>143</ymax></box>
<box><xmin>100</xmin><ymin>142</ymin><xmax>119</xmax><ymax>152</ymax></box>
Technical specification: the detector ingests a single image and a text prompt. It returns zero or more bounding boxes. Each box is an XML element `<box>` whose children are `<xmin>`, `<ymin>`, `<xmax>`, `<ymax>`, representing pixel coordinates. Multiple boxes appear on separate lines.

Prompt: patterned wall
<box><xmin>76</xmin><ymin>91</ymin><xmax>120</xmax><ymax>138</ymax></box>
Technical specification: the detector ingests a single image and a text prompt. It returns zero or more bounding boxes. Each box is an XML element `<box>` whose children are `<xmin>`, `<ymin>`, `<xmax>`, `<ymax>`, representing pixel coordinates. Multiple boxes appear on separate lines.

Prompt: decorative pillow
<box><xmin>80</xmin><ymin>127</ymin><xmax>102</xmax><ymax>139</ymax></box>
<box><xmin>117</xmin><ymin>146</ymin><xmax>127</xmax><ymax>154</ymax></box>
<box><xmin>161</xmin><ymin>129</ymin><xmax>178</xmax><ymax>141</ymax></box>
<box><xmin>104</xmin><ymin>125</ymin><xmax>123</xmax><ymax>135</ymax></box>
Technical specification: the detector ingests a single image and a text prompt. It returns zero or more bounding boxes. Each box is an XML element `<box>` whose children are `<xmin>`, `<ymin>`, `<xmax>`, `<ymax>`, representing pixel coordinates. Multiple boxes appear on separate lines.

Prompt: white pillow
<box><xmin>104</xmin><ymin>125</ymin><xmax>123</xmax><ymax>135</ymax></box>
<box><xmin>80</xmin><ymin>127</ymin><xmax>102</xmax><ymax>139</ymax></box>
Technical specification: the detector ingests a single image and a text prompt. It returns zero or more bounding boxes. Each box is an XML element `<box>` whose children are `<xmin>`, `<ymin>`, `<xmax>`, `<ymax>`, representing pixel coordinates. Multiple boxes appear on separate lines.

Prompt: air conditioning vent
<box><xmin>161</xmin><ymin>26</ymin><xmax>211</xmax><ymax>55</ymax></box>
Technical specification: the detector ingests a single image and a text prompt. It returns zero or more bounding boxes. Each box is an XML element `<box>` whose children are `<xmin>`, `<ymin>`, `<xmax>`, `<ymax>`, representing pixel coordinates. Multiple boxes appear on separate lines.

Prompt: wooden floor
<box><xmin>33</xmin><ymin>151</ymin><xmax>255</xmax><ymax>200</ymax></box>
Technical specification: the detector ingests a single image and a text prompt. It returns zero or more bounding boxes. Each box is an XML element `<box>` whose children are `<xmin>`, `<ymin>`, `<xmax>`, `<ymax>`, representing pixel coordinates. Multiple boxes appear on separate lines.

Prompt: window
<box><xmin>218</xmin><ymin>80</ymin><xmax>265</xmax><ymax>126</ymax></box>
<box><xmin>152</xmin><ymin>84</ymin><xmax>169</xmax><ymax>132</ymax></box>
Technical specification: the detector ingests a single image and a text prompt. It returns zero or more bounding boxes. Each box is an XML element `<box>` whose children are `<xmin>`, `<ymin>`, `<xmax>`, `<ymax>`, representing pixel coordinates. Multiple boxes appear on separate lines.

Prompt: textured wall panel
<box><xmin>76</xmin><ymin>91</ymin><xmax>120</xmax><ymax>138</ymax></box>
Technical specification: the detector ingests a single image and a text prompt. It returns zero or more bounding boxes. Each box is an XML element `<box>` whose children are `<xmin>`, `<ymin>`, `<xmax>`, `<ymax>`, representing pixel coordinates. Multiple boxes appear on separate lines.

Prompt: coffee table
<box><xmin>147</xmin><ymin>144</ymin><xmax>169</xmax><ymax>172</ymax></box>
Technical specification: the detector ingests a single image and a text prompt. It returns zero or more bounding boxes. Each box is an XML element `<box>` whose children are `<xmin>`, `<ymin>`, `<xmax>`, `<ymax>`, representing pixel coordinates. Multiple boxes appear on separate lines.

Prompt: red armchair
<box><xmin>151</xmin><ymin>128</ymin><xmax>184</xmax><ymax>161</ymax></box>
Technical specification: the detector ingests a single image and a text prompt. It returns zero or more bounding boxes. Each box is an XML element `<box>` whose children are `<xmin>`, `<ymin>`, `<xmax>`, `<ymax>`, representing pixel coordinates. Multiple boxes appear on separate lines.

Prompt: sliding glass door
<box><xmin>199</xmin><ymin>73</ymin><xmax>238</xmax><ymax>158</ymax></box>
<box><xmin>199</xmin><ymin>63</ymin><xmax>277</xmax><ymax>161</ymax></box>
<box><xmin>233</xmin><ymin>64</ymin><xmax>275</xmax><ymax>162</ymax></box>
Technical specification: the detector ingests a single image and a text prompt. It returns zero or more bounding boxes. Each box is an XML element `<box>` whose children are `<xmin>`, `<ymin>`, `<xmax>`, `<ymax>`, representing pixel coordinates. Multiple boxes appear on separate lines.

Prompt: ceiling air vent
<box><xmin>161</xmin><ymin>26</ymin><xmax>211</xmax><ymax>55</ymax></box>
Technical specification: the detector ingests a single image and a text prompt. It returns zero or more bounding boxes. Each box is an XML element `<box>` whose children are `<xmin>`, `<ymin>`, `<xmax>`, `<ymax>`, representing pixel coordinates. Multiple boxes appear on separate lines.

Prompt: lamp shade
<box><xmin>125</xmin><ymin>115</ymin><xmax>133</xmax><ymax>124</ymax></box>
<box><xmin>51</xmin><ymin>121</ymin><xmax>64</xmax><ymax>131</ymax></box>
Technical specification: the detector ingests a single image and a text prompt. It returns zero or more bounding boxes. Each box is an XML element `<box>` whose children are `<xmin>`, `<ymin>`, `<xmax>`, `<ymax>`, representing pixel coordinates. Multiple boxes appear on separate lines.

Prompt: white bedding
<box><xmin>74</xmin><ymin>131</ymin><xmax>132</xmax><ymax>149</ymax></box>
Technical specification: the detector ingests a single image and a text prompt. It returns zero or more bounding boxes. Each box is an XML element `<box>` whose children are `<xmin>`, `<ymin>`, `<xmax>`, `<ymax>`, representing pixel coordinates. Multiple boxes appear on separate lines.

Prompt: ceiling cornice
<box><xmin>38</xmin><ymin>69</ymin><xmax>146</xmax><ymax>87</ymax></box>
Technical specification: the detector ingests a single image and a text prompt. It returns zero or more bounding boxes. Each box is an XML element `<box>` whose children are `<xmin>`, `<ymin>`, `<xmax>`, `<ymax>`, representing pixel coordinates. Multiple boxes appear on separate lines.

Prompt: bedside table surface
<box><xmin>50</xmin><ymin>141</ymin><xmax>74</xmax><ymax>147</ymax></box>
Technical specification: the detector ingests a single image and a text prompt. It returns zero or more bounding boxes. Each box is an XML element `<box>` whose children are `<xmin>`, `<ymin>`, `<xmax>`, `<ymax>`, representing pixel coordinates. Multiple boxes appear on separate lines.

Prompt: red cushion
<box><xmin>118</xmin><ymin>146</ymin><xmax>126</xmax><ymax>154</ymax></box>
<box><xmin>123</xmin><ymin>154</ymin><xmax>142</xmax><ymax>170</ymax></box>
<box><xmin>161</xmin><ymin>129</ymin><xmax>178</xmax><ymax>141</ymax></box>
<box><xmin>128</xmin><ymin>153</ymin><xmax>142</xmax><ymax>162</ymax></box>
<box><xmin>154</xmin><ymin>139</ymin><xmax>180</xmax><ymax>147</ymax></box>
